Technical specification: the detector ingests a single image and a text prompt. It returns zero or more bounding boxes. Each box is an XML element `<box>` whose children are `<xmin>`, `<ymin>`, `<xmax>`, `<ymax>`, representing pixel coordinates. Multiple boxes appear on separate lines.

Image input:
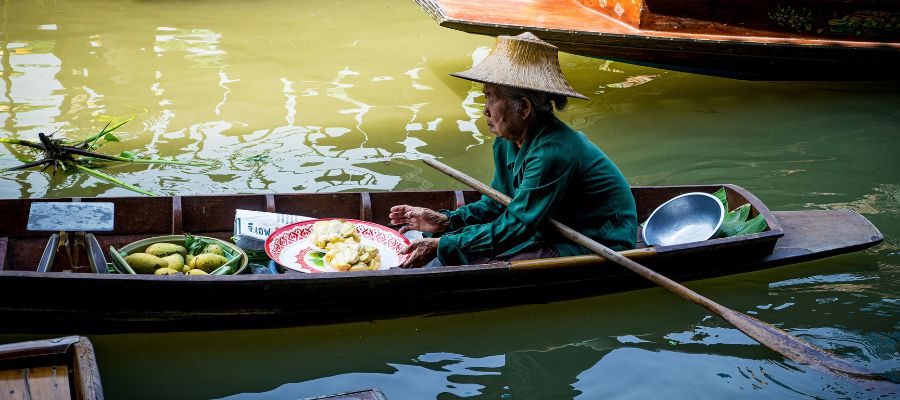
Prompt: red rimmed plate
<box><xmin>265</xmin><ymin>218</ymin><xmax>410</xmax><ymax>273</ymax></box>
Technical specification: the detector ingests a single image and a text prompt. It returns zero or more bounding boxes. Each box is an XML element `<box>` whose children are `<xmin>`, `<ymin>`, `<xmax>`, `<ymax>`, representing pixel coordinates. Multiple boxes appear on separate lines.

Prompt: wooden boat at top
<box><xmin>0</xmin><ymin>184</ymin><xmax>883</xmax><ymax>333</ymax></box>
<box><xmin>0</xmin><ymin>336</ymin><xmax>104</xmax><ymax>400</ymax></box>
<box><xmin>414</xmin><ymin>0</ymin><xmax>900</xmax><ymax>80</ymax></box>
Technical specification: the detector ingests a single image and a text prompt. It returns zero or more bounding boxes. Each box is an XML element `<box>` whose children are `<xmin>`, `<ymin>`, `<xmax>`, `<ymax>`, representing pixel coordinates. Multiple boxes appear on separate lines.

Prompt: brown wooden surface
<box><xmin>72</xmin><ymin>339</ymin><xmax>103</xmax><ymax>400</ymax></box>
<box><xmin>0</xmin><ymin>369</ymin><xmax>28</xmax><ymax>400</ymax></box>
<box><xmin>26</xmin><ymin>366</ymin><xmax>72</xmax><ymax>400</ymax></box>
<box><xmin>0</xmin><ymin>336</ymin><xmax>103</xmax><ymax>400</ymax></box>
<box><xmin>416</xmin><ymin>0</ymin><xmax>900</xmax><ymax>79</ymax></box>
<box><xmin>0</xmin><ymin>237</ymin><xmax>7</xmax><ymax>271</ymax></box>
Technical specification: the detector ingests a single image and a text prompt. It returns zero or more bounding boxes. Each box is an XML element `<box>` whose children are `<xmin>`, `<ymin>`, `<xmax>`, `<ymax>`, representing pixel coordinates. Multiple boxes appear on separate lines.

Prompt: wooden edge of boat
<box><xmin>0</xmin><ymin>336</ymin><xmax>104</xmax><ymax>400</ymax></box>
<box><xmin>416</xmin><ymin>0</ymin><xmax>900</xmax><ymax>50</ymax></box>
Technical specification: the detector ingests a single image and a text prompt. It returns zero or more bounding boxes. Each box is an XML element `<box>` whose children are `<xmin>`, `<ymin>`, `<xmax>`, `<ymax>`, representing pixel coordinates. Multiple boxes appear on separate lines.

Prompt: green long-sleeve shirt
<box><xmin>436</xmin><ymin>116</ymin><xmax>637</xmax><ymax>266</ymax></box>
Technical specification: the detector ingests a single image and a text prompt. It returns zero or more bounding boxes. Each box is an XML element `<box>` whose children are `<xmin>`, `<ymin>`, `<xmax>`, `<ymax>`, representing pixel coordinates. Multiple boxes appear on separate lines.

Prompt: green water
<box><xmin>1</xmin><ymin>0</ymin><xmax>898</xmax><ymax>398</ymax></box>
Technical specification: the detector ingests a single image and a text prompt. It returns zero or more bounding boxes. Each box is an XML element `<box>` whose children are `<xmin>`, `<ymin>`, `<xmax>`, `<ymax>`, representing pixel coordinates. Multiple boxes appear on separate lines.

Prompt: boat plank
<box><xmin>0</xmin><ymin>369</ymin><xmax>28</xmax><ymax>400</ymax></box>
<box><xmin>26</xmin><ymin>366</ymin><xmax>72</xmax><ymax>400</ymax></box>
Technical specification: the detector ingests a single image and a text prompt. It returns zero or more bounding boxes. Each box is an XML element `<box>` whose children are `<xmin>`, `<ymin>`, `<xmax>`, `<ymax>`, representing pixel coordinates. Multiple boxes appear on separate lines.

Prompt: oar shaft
<box><xmin>423</xmin><ymin>157</ymin><xmax>873</xmax><ymax>379</ymax></box>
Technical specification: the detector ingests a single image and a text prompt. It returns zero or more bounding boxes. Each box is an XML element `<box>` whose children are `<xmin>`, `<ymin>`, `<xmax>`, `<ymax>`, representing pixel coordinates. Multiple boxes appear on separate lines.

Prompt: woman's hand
<box><xmin>400</xmin><ymin>238</ymin><xmax>439</xmax><ymax>268</ymax></box>
<box><xmin>389</xmin><ymin>205</ymin><xmax>449</xmax><ymax>234</ymax></box>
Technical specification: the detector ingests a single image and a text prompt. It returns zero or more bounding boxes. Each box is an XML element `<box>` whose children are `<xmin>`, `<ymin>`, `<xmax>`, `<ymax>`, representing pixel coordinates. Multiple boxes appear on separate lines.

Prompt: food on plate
<box><xmin>309</xmin><ymin>219</ymin><xmax>361</xmax><ymax>250</ymax></box>
<box><xmin>323</xmin><ymin>242</ymin><xmax>381</xmax><ymax>271</ymax></box>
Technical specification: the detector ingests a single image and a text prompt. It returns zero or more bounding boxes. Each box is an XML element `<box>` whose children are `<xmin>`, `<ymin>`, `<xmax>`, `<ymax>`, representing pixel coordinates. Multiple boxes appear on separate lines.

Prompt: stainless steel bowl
<box><xmin>642</xmin><ymin>192</ymin><xmax>725</xmax><ymax>246</ymax></box>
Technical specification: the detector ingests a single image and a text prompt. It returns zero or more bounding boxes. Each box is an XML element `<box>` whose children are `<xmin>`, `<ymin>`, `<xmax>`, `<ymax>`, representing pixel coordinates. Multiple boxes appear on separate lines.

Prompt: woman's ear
<box><xmin>520</xmin><ymin>97</ymin><xmax>533</xmax><ymax>120</ymax></box>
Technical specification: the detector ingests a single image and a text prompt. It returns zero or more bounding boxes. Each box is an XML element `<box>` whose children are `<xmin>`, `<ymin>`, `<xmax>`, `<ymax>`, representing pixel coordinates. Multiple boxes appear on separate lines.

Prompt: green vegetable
<box><xmin>185</xmin><ymin>234</ymin><xmax>233</xmax><ymax>256</ymax></box>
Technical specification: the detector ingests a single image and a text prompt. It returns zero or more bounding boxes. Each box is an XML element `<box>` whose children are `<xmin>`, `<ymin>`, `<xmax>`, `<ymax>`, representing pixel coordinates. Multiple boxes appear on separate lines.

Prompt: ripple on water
<box><xmin>216</xmin><ymin>352</ymin><xmax>506</xmax><ymax>400</ymax></box>
<box><xmin>572</xmin><ymin>347</ymin><xmax>895</xmax><ymax>399</ymax></box>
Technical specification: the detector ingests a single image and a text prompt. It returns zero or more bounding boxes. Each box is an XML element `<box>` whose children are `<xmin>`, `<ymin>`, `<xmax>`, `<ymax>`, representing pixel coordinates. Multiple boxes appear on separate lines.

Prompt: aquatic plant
<box><xmin>0</xmin><ymin>118</ymin><xmax>210</xmax><ymax>196</ymax></box>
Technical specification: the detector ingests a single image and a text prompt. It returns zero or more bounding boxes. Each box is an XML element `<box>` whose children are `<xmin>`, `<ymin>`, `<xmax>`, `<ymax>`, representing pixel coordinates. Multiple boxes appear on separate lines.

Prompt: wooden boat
<box><xmin>414</xmin><ymin>0</ymin><xmax>900</xmax><ymax>80</ymax></box>
<box><xmin>0</xmin><ymin>336</ymin><xmax>104</xmax><ymax>400</ymax></box>
<box><xmin>0</xmin><ymin>184</ymin><xmax>882</xmax><ymax>333</ymax></box>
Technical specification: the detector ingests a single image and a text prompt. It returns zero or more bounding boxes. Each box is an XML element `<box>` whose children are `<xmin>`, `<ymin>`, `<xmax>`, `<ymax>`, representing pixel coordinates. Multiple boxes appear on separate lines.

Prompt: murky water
<box><xmin>1</xmin><ymin>0</ymin><xmax>898</xmax><ymax>399</ymax></box>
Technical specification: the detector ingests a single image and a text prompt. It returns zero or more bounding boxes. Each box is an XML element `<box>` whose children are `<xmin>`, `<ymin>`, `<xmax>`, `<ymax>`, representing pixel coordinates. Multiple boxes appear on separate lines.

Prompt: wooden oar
<box><xmin>423</xmin><ymin>157</ymin><xmax>875</xmax><ymax>379</ymax></box>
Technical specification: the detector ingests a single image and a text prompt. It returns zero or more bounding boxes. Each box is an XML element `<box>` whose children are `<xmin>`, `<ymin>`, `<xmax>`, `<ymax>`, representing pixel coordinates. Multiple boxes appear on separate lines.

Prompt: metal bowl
<box><xmin>642</xmin><ymin>192</ymin><xmax>725</xmax><ymax>247</ymax></box>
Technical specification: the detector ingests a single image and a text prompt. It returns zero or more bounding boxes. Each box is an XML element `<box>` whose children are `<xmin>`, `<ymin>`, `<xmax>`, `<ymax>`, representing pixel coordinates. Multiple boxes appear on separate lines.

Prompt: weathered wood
<box><xmin>0</xmin><ymin>369</ymin><xmax>29</xmax><ymax>400</ymax></box>
<box><xmin>415</xmin><ymin>0</ymin><xmax>900</xmax><ymax>80</ymax></box>
<box><xmin>171</xmin><ymin>196</ymin><xmax>183</xmax><ymax>234</ymax></box>
<box><xmin>424</xmin><ymin>157</ymin><xmax>875</xmax><ymax>378</ymax></box>
<box><xmin>0</xmin><ymin>336</ymin><xmax>103</xmax><ymax>400</ymax></box>
<box><xmin>25</xmin><ymin>366</ymin><xmax>71</xmax><ymax>400</ymax></box>
<box><xmin>0</xmin><ymin>237</ymin><xmax>7</xmax><ymax>271</ymax></box>
<box><xmin>71</xmin><ymin>339</ymin><xmax>103</xmax><ymax>400</ymax></box>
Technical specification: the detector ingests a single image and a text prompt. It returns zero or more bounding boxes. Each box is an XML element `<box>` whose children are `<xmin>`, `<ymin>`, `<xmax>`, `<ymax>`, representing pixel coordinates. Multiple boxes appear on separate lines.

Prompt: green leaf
<box><xmin>719</xmin><ymin>204</ymin><xmax>751</xmax><ymax>237</ymax></box>
<box><xmin>119</xmin><ymin>151</ymin><xmax>136</xmax><ymax>160</ymax></box>
<box><xmin>711</xmin><ymin>187</ymin><xmax>728</xmax><ymax>211</ymax></box>
<box><xmin>735</xmin><ymin>214</ymin><xmax>767</xmax><ymax>236</ymax></box>
<box><xmin>104</xmin><ymin>132</ymin><xmax>120</xmax><ymax>142</ymax></box>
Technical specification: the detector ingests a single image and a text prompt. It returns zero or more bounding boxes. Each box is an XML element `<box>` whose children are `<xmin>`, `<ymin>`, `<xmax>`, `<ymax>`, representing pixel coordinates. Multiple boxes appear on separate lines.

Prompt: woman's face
<box><xmin>483</xmin><ymin>84</ymin><xmax>529</xmax><ymax>145</ymax></box>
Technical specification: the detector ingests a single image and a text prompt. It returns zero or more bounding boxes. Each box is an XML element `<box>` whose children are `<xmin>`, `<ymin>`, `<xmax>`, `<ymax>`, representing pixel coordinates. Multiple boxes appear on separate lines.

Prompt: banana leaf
<box><xmin>712</xmin><ymin>187</ymin><xmax>728</xmax><ymax>210</ymax></box>
<box><xmin>735</xmin><ymin>213</ymin><xmax>767</xmax><ymax>236</ymax></box>
<box><xmin>711</xmin><ymin>187</ymin><xmax>767</xmax><ymax>238</ymax></box>
<box><xmin>719</xmin><ymin>203</ymin><xmax>751</xmax><ymax>237</ymax></box>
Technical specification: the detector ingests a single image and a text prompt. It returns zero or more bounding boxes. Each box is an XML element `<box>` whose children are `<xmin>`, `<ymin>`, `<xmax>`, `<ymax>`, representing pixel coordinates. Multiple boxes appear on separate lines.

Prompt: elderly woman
<box><xmin>390</xmin><ymin>32</ymin><xmax>637</xmax><ymax>268</ymax></box>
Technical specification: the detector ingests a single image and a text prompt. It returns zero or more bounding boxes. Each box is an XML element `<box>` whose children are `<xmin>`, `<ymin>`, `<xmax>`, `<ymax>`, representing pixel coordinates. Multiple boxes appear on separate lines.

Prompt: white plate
<box><xmin>265</xmin><ymin>219</ymin><xmax>409</xmax><ymax>273</ymax></box>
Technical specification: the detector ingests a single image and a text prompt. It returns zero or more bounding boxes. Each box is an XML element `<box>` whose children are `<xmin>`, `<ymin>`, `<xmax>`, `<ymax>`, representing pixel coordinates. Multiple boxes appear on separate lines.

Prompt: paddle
<box><xmin>423</xmin><ymin>157</ymin><xmax>875</xmax><ymax>379</ymax></box>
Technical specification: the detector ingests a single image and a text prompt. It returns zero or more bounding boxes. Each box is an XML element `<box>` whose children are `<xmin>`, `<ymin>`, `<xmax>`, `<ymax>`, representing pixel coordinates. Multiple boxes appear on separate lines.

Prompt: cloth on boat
<box><xmin>430</xmin><ymin>116</ymin><xmax>637</xmax><ymax>266</ymax></box>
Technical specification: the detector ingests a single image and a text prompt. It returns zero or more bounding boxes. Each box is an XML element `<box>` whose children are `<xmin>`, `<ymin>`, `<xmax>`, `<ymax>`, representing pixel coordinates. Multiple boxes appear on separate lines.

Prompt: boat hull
<box><xmin>0</xmin><ymin>187</ymin><xmax>883</xmax><ymax>333</ymax></box>
<box><xmin>418</xmin><ymin>0</ymin><xmax>900</xmax><ymax>80</ymax></box>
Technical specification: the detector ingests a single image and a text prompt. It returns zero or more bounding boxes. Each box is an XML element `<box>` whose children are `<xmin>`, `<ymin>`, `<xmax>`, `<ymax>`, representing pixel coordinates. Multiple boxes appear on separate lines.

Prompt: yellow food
<box><xmin>193</xmin><ymin>253</ymin><xmax>229</xmax><ymax>273</ymax></box>
<box><xmin>187</xmin><ymin>269</ymin><xmax>208</xmax><ymax>275</ymax></box>
<box><xmin>145</xmin><ymin>243</ymin><xmax>188</xmax><ymax>258</ymax></box>
<box><xmin>124</xmin><ymin>253</ymin><xmax>169</xmax><ymax>274</ymax></box>
<box><xmin>309</xmin><ymin>219</ymin><xmax>360</xmax><ymax>250</ymax></box>
<box><xmin>202</xmin><ymin>244</ymin><xmax>225</xmax><ymax>256</ymax></box>
<box><xmin>323</xmin><ymin>241</ymin><xmax>380</xmax><ymax>272</ymax></box>
<box><xmin>154</xmin><ymin>268</ymin><xmax>182</xmax><ymax>275</ymax></box>
<box><xmin>182</xmin><ymin>265</ymin><xmax>192</xmax><ymax>273</ymax></box>
<box><xmin>162</xmin><ymin>254</ymin><xmax>185</xmax><ymax>270</ymax></box>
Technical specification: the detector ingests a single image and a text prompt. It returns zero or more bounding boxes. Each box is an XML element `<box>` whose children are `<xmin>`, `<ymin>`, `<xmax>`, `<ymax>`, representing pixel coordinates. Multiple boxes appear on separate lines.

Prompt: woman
<box><xmin>390</xmin><ymin>32</ymin><xmax>637</xmax><ymax>268</ymax></box>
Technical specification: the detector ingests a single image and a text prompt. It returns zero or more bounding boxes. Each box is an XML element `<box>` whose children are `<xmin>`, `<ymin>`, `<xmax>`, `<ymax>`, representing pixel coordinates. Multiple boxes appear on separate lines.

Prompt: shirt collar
<box><xmin>511</xmin><ymin>117</ymin><xmax>554</xmax><ymax>173</ymax></box>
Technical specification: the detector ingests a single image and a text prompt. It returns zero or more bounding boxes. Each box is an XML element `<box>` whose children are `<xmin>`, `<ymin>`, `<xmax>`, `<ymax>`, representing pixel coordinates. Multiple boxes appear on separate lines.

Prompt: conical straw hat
<box><xmin>451</xmin><ymin>32</ymin><xmax>588</xmax><ymax>100</ymax></box>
